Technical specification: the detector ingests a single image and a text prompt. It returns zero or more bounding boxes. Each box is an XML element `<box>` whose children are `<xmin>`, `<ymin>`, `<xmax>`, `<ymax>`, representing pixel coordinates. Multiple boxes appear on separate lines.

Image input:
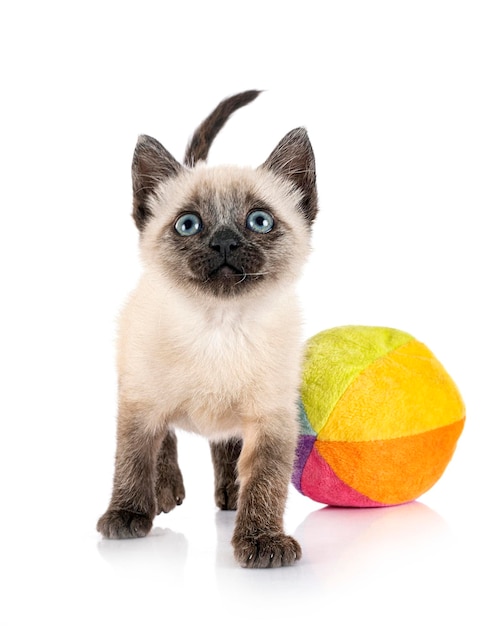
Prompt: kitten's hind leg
<box><xmin>210</xmin><ymin>438</ymin><xmax>242</xmax><ymax>510</ymax></box>
<box><xmin>155</xmin><ymin>429</ymin><xmax>185</xmax><ymax>514</ymax></box>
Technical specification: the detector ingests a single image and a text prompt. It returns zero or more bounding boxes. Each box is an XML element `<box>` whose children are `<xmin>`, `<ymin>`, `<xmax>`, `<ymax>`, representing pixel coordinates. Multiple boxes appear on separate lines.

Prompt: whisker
<box><xmin>236</xmin><ymin>271</ymin><xmax>247</xmax><ymax>285</ymax></box>
<box><xmin>238</xmin><ymin>271</ymin><xmax>269</xmax><ymax>277</ymax></box>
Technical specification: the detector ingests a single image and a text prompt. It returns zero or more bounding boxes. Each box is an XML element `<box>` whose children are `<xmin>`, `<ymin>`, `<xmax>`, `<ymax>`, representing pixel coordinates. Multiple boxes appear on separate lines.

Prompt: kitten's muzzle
<box><xmin>209</xmin><ymin>227</ymin><xmax>244</xmax><ymax>277</ymax></box>
<box><xmin>209</xmin><ymin>228</ymin><xmax>242</xmax><ymax>280</ymax></box>
<box><xmin>198</xmin><ymin>226</ymin><xmax>262</xmax><ymax>294</ymax></box>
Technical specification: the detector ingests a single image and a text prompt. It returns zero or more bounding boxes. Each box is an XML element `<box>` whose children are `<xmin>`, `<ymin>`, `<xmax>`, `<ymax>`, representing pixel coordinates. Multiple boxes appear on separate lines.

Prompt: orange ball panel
<box><xmin>316</xmin><ymin>418</ymin><xmax>465</xmax><ymax>505</ymax></box>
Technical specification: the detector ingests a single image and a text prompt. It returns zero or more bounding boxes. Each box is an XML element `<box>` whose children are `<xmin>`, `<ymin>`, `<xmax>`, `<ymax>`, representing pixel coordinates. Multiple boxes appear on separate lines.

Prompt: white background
<box><xmin>1</xmin><ymin>1</ymin><xmax>501</xmax><ymax>624</ymax></box>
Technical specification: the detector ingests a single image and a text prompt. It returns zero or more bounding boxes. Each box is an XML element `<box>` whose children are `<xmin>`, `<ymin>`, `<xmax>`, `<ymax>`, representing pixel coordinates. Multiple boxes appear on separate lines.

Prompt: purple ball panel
<box><xmin>292</xmin><ymin>435</ymin><xmax>316</xmax><ymax>492</ymax></box>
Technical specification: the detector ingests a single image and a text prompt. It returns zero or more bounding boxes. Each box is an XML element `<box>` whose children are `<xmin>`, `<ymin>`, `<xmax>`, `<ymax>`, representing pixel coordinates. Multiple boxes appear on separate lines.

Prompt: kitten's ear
<box><xmin>260</xmin><ymin>128</ymin><xmax>318</xmax><ymax>224</ymax></box>
<box><xmin>132</xmin><ymin>135</ymin><xmax>183</xmax><ymax>230</ymax></box>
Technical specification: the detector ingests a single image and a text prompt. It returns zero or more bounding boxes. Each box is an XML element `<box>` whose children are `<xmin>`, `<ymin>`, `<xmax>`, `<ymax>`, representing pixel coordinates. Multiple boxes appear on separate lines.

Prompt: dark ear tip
<box><xmin>133</xmin><ymin>135</ymin><xmax>153</xmax><ymax>161</ymax></box>
<box><xmin>136</xmin><ymin>134</ymin><xmax>151</xmax><ymax>146</ymax></box>
<box><xmin>135</xmin><ymin>134</ymin><xmax>164</xmax><ymax>151</ymax></box>
<box><xmin>287</xmin><ymin>127</ymin><xmax>311</xmax><ymax>143</ymax></box>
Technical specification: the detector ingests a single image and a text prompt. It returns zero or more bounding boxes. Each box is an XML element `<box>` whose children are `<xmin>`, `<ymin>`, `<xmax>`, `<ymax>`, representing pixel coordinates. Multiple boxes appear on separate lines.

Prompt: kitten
<box><xmin>96</xmin><ymin>90</ymin><xmax>318</xmax><ymax>568</ymax></box>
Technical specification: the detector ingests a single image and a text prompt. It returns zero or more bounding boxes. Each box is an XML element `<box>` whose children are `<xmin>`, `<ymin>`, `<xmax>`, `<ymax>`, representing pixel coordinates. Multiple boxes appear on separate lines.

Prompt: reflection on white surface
<box><xmin>97</xmin><ymin>526</ymin><xmax>189</xmax><ymax>575</ymax></box>
<box><xmin>295</xmin><ymin>502</ymin><xmax>451</xmax><ymax>588</ymax></box>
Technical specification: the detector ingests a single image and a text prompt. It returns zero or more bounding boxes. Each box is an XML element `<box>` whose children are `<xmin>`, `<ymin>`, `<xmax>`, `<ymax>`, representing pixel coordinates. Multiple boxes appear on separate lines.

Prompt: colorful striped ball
<box><xmin>293</xmin><ymin>326</ymin><xmax>465</xmax><ymax>507</ymax></box>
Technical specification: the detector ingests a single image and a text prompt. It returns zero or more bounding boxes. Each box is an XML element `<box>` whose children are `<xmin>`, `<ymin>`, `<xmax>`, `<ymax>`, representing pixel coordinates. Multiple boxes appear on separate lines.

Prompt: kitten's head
<box><xmin>132</xmin><ymin>92</ymin><xmax>318</xmax><ymax>299</ymax></box>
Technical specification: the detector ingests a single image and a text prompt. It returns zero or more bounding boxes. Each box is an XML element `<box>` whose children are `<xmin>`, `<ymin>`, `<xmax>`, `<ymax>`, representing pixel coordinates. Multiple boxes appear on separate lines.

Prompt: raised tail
<box><xmin>184</xmin><ymin>90</ymin><xmax>262</xmax><ymax>167</ymax></box>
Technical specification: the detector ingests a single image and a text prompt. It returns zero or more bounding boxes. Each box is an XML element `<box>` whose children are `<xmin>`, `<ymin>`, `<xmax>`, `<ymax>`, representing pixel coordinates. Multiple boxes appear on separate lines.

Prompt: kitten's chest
<box><xmin>163</xmin><ymin>316</ymin><xmax>267</xmax><ymax>434</ymax></box>
<box><xmin>176</xmin><ymin>314</ymin><xmax>261</xmax><ymax>383</ymax></box>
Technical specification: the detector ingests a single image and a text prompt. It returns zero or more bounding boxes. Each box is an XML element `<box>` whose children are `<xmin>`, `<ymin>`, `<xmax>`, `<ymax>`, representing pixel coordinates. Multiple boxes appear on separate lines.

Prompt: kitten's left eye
<box><xmin>174</xmin><ymin>213</ymin><xmax>202</xmax><ymax>236</ymax></box>
<box><xmin>246</xmin><ymin>210</ymin><xmax>274</xmax><ymax>234</ymax></box>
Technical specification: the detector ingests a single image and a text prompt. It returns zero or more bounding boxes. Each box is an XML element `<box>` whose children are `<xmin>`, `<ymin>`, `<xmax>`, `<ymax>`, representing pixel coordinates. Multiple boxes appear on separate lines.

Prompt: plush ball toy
<box><xmin>292</xmin><ymin>325</ymin><xmax>465</xmax><ymax>507</ymax></box>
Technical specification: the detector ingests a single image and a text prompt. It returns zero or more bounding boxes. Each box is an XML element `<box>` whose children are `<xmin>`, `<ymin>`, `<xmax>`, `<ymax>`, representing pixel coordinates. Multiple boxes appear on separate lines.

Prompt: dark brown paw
<box><xmin>215</xmin><ymin>481</ymin><xmax>239</xmax><ymax>511</ymax></box>
<box><xmin>156</xmin><ymin>471</ymin><xmax>185</xmax><ymax>514</ymax></box>
<box><xmin>232</xmin><ymin>532</ymin><xmax>302</xmax><ymax>568</ymax></box>
<box><xmin>97</xmin><ymin>509</ymin><xmax>153</xmax><ymax>539</ymax></box>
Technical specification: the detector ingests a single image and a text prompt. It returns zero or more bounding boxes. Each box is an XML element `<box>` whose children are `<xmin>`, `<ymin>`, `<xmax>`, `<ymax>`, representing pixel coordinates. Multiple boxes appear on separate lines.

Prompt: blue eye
<box><xmin>246</xmin><ymin>210</ymin><xmax>274</xmax><ymax>234</ymax></box>
<box><xmin>174</xmin><ymin>213</ymin><xmax>202</xmax><ymax>236</ymax></box>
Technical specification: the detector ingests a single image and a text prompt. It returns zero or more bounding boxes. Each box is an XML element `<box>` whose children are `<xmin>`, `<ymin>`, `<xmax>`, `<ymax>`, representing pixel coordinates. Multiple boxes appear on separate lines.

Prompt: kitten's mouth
<box><xmin>201</xmin><ymin>261</ymin><xmax>264</xmax><ymax>296</ymax></box>
<box><xmin>210</xmin><ymin>262</ymin><xmax>243</xmax><ymax>280</ymax></box>
<box><xmin>195</xmin><ymin>259</ymin><xmax>266</xmax><ymax>296</ymax></box>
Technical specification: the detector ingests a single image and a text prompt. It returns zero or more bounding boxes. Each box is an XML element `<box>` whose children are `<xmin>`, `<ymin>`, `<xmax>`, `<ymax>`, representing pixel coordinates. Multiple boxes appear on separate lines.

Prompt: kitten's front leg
<box><xmin>232</xmin><ymin>422</ymin><xmax>301</xmax><ymax>568</ymax></box>
<box><xmin>97</xmin><ymin>405</ymin><xmax>163</xmax><ymax>539</ymax></box>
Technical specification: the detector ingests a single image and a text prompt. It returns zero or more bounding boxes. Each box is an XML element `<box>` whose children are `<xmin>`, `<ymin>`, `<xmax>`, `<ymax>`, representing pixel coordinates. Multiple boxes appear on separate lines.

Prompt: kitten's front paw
<box><xmin>156</xmin><ymin>472</ymin><xmax>185</xmax><ymax>515</ymax></box>
<box><xmin>97</xmin><ymin>509</ymin><xmax>153</xmax><ymax>539</ymax></box>
<box><xmin>232</xmin><ymin>532</ymin><xmax>302</xmax><ymax>568</ymax></box>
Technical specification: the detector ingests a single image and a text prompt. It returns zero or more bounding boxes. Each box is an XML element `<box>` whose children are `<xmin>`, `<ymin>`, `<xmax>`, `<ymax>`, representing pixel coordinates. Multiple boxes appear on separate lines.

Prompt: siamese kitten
<box><xmin>97</xmin><ymin>90</ymin><xmax>318</xmax><ymax>568</ymax></box>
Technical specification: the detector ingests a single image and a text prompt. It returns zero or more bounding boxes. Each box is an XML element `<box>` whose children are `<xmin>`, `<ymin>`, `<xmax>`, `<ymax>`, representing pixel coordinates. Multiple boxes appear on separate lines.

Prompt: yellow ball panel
<box><xmin>319</xmin><ymin>340</ymin><xmax>465</xmax><ymax>442</ymax></box>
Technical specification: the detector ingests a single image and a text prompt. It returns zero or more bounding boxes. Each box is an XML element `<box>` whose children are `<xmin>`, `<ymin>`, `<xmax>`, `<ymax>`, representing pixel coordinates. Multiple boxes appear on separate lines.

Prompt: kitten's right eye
<box><xmin>174</xmin><ymin>213</ymin><xmax>202</xmax><ymax>236</ymax></box>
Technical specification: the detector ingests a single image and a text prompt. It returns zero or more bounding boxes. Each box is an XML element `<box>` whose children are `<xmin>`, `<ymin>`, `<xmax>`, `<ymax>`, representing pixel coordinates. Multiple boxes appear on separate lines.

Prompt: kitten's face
<box><xmin>132</xmin><ymin>124</ymin><xmax>318</xmax><ymax>300</ymax></box>
<box><xmin>142</xmin><ymin>166</ymin><xmax>311</xmax><ymax>298</ymax></box>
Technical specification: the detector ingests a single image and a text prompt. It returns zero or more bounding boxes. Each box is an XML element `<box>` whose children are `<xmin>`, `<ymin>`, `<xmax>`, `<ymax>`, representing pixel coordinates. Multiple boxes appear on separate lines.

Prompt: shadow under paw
<box><xmin>97</xmin><ymin>509</ymin><xmax>153</xmax><ymax>539</ymax></box>
<box><xmin>232</xmin><ymin>532</ymin><xmax>302</xmax><ymax>568</ymax></box>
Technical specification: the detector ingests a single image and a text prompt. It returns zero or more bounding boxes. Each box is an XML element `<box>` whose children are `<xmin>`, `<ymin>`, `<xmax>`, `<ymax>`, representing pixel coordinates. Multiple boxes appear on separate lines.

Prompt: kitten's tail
<box><xmin>184</xmin><ymin>90</ymin><xmax>262</xmax><ymax>167</ymax></box>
